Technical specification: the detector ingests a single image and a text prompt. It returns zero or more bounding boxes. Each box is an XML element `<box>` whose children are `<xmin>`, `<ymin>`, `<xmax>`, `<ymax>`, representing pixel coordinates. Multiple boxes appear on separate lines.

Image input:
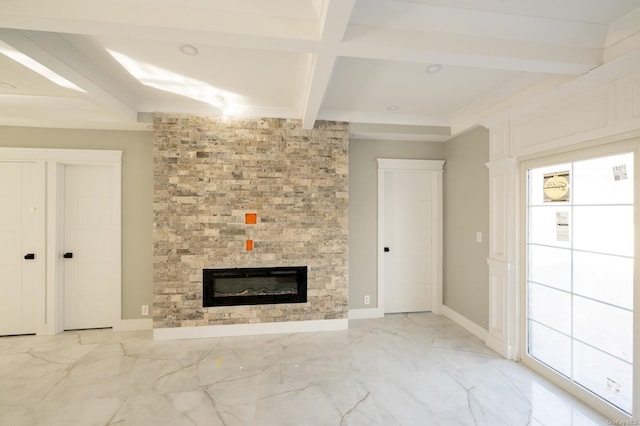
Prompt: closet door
<box><xmin>383</xmin><ymin>168</ymin><xmax>434</xmax><ymax>313</ymax></box>
<box><xmin>378</xmin><ymin>159</ymin><xmax>444</xmax><ymax>314</ymax></box>
<box><xmin>0</xmin><ymin>162</ymin><xmax>45</xmax><ymax>335</ymax></box>
<box><xmin>63</xmin><ymin>164</ymin><xmax>117</xmax><ymax>330</ymax></box>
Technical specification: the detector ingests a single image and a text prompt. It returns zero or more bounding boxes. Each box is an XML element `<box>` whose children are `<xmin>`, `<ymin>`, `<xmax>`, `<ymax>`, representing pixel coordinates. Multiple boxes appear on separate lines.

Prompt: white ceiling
<box><xmin>0</xmin><ymin>0</ymin><xmax>638</xmax><ymax>140</ymax></box>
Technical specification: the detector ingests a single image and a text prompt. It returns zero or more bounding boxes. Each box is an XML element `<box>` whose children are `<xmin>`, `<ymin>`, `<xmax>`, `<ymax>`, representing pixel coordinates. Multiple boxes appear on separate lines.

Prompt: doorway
<box><xmin>524</xmin><ymin>148</ymin><xmax>635</xmax><ymax>416</ymax></box>
<box><xmin>377</xmin><ymin>159</ymin><xmax>444</xmax><ymax>314</ymax></box>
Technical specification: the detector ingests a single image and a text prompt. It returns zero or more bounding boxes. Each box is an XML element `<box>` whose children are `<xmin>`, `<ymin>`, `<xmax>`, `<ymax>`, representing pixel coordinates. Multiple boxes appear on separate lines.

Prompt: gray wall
<box><xmin>2</xmin><ymin>125</ymin><xmax>489</xmax><ymax>326</ymax></box>
<box><xmin>348</xmin><ymin>139</ymin><xmax>445</xmax><ymax>309</ymax></box>
<box><xmin>443</xmin><ymin>126</ymin><xmax>490</xmax><ymax>328</ymax></box>
<box><xmin>0</xmin><ymin>126</ymin><xmax>154</xmax><ymax>320</ymax></box>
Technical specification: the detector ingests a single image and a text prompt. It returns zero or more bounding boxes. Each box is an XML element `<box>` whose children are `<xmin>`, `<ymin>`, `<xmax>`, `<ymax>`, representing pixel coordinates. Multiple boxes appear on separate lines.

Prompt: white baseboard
<box><xmin>153</xmin><ymin>318</ymin><xmax>348</xmax><ymax>341</ymax></box>
<box><xmin>348</xmin><ymin>307</ymin><xmax>384</xmax><ymax>319</ymax></box>
<box><xmin>113</xmin><ymin>318</ymin><xmax>153</xmax><ymax>332</ymax></box>
<box><xmin>485</xmin><ymin>333</ymin><xmax>514</xmax><ymax>359</ymax></box>
<box><xmin>440</xmin><ymin>305</ymin><xmax>487</xmax><ymax>341</ymax></box>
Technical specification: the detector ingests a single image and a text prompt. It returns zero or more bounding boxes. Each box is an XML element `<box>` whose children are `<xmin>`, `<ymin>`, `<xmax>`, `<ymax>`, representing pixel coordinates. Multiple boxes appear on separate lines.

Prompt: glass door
<box><xmin>526</xmin><ymin>151</ymin><xmax>634</xmax><ymax>415</ymax></box>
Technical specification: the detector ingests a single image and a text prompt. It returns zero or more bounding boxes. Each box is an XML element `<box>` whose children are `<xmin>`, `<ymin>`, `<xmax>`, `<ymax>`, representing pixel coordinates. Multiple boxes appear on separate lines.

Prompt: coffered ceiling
<box><xmin>0</xmin><ymin>0</ymin><xmax>638</xmax><ymax>140</ymax></box>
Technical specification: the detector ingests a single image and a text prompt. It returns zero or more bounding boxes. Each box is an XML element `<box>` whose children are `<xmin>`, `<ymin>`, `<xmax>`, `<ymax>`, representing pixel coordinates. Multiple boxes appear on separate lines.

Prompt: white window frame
<box><xmin>519</xmin><ymin>139</ymin><xmax>640</xmax><ymax>421</ymax></box>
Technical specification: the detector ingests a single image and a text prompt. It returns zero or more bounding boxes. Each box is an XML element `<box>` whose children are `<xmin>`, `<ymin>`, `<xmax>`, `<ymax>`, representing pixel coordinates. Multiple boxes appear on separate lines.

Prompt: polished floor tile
<box><xmin>0</xmin><ymin>313</ymin><xmax>607</xmax><ymax>425</ymax></box>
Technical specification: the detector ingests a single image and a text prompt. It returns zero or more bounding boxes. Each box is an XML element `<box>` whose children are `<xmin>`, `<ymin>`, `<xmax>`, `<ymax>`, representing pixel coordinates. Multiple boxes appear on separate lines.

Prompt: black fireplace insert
<box><xmin>203</xmin><ymin>266</ymin><xmax>307</xmax><ymax>307</ymax></box>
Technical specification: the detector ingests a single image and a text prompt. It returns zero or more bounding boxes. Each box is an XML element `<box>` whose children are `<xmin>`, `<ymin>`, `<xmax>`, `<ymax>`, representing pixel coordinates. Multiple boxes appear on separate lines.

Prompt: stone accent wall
<box><xmin>152</xmin><ymin>115</ymin><xmax>349</xmax><ymax>328</ymax></box>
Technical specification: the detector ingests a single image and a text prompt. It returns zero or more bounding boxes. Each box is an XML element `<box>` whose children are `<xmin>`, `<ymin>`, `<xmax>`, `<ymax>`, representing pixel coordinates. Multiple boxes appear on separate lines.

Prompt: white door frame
<box><xmin>377</xmin><ymin>159</ymin><xmax>445</xmax><ymax>316</ymax></box>
<box><xmin>0</xmin><ymin>148</ymin><xmax>122</xmax><ymax>335</ymax></box>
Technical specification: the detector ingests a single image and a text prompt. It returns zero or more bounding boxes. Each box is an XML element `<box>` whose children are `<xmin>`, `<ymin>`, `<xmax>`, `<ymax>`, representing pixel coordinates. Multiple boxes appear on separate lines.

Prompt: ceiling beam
<box><xmin>0</xmin><ymin>0</ymin><xmax>320</xmax><ymax>42</ymax></box>
<box><xmin>340</xmin><ymin>25</ymin><xmax>603</xmax><ymax>75</ymax></box>
<box><xmin>349</xmin><ymin>122</ymin><xmax>451</xmax><ymax>142</ymax></box>
<box><xmin>0</xmin><ymin>29</ymin><xmax>138</xmax><ymax>122</ymax></box>
<box><xmin>0</xmin><ymin>1</ymin><xmax>604</xmax><ymax>77</ymax></box>
<box><xmin>295</xmin><ymin>53</ymin><xmax>314</xmax><ymax>114</ymax></box>
<box><xmin>319</xmin><ymin>109</ymin><xmax>449</xmax><ymax>127</ymax></box>
<box><xmin>605</xmin><ymin>8</ymin><xmax>640</xmax><ymax>63</ymax></box>
<box><xmin>301</xmin><ymin>54</ymin><xmax>338</xmax><ymax>129</ymax></box>
<box><xmin>301</xmin><ymin>0</ymin><xmax>357</xmax><ymax>129</ymax></box>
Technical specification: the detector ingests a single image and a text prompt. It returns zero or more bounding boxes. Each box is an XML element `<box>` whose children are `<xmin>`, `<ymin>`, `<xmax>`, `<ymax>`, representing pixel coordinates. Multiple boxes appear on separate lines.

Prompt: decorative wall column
<box><xmin>485</xmin><ymin>120</ymin><xmax>519</xmax><ymax>360</ymax></box>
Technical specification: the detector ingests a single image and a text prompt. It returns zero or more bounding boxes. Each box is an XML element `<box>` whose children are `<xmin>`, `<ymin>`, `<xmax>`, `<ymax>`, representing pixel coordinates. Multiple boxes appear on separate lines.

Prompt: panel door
<box><xmin>0</xmin><ymin>162</ymin><xmax>45</xmax><ymax>335</ymax></box>
<box><xmin>384</xmin><ymin>169</ymin><xmax>433</xmax><ymax>313</ymax></box>
<box><xmin>64</xmin><ymin>164</ymin><xmax>116</xmax><ymax>330</ymax></box>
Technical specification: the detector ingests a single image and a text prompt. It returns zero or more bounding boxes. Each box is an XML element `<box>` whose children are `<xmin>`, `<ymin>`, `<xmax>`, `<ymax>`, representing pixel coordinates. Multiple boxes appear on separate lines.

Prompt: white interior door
<box><xmin>64</xmin><ymin>164</ymin><xmax>117</xmax><ymax>330</ymax></box>
<box><xmin>383</xmin><ymin>169</ymin><xmax>433</xmax><ymax>313</ymax></box>
<box><xmin>0</xmin><ymin>162</ymin><xmax>45</xmax><ymax>335</ymax></box>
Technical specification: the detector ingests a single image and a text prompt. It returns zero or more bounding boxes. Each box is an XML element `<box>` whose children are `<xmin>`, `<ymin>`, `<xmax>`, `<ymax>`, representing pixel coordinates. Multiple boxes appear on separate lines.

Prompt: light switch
<box><xmin>476</xmin><ymin>232</ymin><xmax>482</xmax><ymax>243</ymax></box>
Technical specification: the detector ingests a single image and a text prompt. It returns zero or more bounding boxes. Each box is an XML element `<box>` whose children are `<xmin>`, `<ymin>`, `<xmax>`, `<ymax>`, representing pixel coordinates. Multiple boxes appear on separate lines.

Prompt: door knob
<box><xmin>24</xmin><ymin>253</ymin><xmax>35</xmax><ymax>260</ymax></box>
<box><xmin>63</xmin><ymin>252</ymin><xmax>73</xmax><ymax>259</ymax></box>
<box><xmin>384</xmin><ymin>247</ymin><xmax>390</xmax><ymax>252</ymax></box>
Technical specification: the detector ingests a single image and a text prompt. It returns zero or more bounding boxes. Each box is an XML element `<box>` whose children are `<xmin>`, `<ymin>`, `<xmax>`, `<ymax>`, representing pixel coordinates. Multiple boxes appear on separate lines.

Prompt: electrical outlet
<box><xmin>364</xmin><ymin>295</ymin><xmax>370</xmax><ymax>305</ymax></box>
<box><xmin>141</xmin><ymin>304</ymin><xmax>149</xmax><ymax>316</ymax></box>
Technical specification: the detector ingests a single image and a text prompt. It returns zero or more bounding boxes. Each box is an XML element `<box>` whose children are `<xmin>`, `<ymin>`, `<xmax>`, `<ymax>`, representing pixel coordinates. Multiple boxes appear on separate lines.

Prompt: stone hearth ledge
<box><xmin>153</xmin><ymin>318</ymin><xmax>348</xmax><ymax>340</ymax></box>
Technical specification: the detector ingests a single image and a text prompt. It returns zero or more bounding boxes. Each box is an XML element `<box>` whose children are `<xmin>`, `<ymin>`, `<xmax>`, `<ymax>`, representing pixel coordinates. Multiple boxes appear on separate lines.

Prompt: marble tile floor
<box><xmin>1</xmin><ymin>313</ymin><xmax>608</xmax><ymax>426</ymax></box>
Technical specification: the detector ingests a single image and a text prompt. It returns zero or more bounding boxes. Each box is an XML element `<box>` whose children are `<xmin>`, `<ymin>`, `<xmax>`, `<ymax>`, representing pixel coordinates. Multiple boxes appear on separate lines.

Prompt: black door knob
<box><xmin>63</xmin><ymin>252</ymin><xmax>73</xmax><ymax>259</ymax></box>
<box><xmin>24</xmin><ymin>253</ymin><xmax>35</xmax><ymax>260</ymax></box>
<box><xmin>384</xmin><ymin>247</ymin><xmax>390</xmax><ymax>252</ymax></box>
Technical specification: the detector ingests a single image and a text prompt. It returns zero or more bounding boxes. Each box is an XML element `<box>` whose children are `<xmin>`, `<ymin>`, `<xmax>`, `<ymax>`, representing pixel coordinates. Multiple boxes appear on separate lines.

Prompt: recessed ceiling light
<box><xmin>180</xmin><ymin>44</ymin><xmax>199</xmax><ymax>56</ymax></box>
<box><xmin>425</xmin><ymin>64</ymin><xmax>443</xmax><ymax>74</ymax></box>
<box><xmin>0</xmin><ymin>82</ymin><xmax>16</xmax><ymax>89</ymax></box>
<box><xmin>387</xmin><ymin>105</ymin><xmax>399</xmax><ymax>111</ymax></box>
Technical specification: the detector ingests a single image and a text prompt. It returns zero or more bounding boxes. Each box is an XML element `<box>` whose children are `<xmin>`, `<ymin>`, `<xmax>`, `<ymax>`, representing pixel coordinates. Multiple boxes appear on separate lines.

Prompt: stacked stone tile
<box><xmin>152</xmin><ymin>115</ymin><xmax>349</xmax><ymax>328</ymax></box>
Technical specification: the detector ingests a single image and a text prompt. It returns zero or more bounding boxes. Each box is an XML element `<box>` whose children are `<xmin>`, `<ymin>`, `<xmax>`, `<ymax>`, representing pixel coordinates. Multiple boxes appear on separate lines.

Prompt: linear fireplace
<box><xmin>203</xmin><ymin>266</ymin><xmax>307</xmax><ymax>307</ymax></box>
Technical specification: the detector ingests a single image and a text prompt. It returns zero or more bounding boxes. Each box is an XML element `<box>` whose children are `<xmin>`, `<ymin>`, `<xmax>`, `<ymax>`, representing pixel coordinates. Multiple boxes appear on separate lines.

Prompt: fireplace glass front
<box><xmin>203</xmin><ymin>266</ymin><xmax>307</xmax><ymax>307</ymax></box>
